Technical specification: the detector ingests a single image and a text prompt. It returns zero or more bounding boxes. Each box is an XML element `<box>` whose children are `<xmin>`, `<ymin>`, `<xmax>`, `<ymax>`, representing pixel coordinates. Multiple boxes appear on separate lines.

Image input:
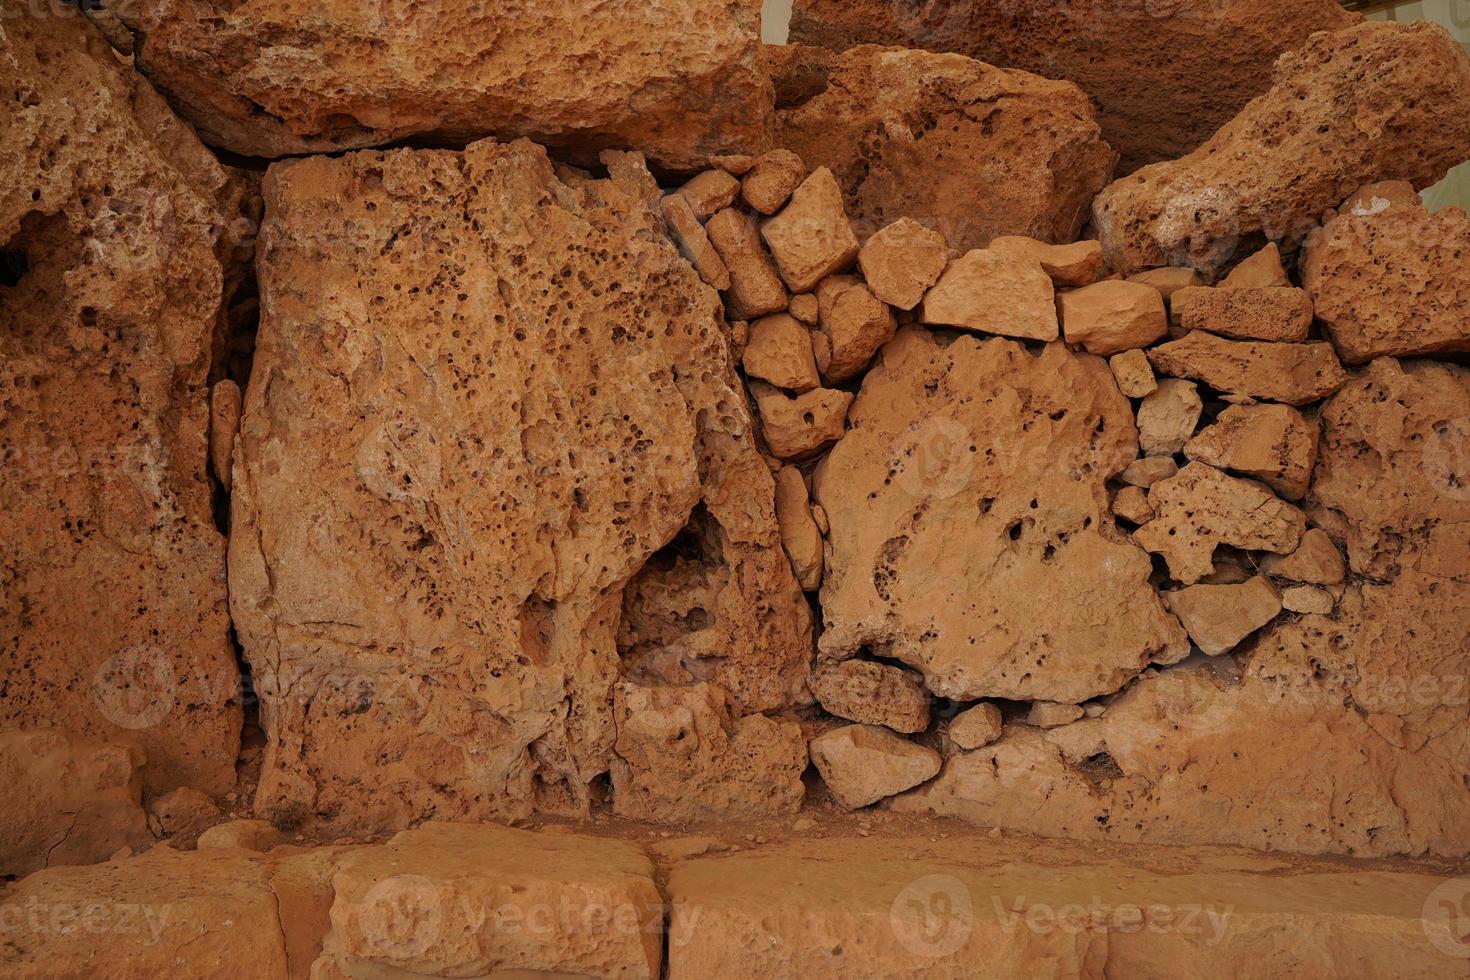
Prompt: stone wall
<box><xmin>3</xmin><ymin>7</ymin><xmax>1470</xmax><ymax>968</ymax></box>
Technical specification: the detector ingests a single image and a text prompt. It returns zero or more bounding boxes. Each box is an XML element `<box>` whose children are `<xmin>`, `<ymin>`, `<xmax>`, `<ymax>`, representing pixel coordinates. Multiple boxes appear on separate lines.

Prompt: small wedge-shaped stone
<box><xmin>920</xmin><ymin>248</ymin><xmax>1058</xmax><ymax>341</ymax></box>
<box><xmin>1185</xmin><ymin>403</ymin><xmax>1319</xmax><ymax>500</ymax></box>
<box><xmin>750</xmin><ymin>381</ymin><xmax>852</xmax><ymax>460</ymax></box>
<box><xmin>1221</xmin><ymin>243</ymin><xmax>1290</xmax><ymax>288</ymax></box>
<box><xmin>707</xmin><ymin>206</ymin><xmax>789</xmax><ymax>319</ymax></box>
<box><xmin>761</xmin><ymin>167</ymin><xmax>860</xmax><ymax>292</ymax></box>
<box><xmin>662</xmin><ymin>194</ymin><xmax>731</xmax><ymax>291</ymax></box>
<box><xmin>816</xmin><ymin>279</ymin><xmax>896</xmax><ymax>382</ymax></box>
<box><xmin>810</xmin><ymin>660</ymin><xmax>930</xmax><ymax>734</ymax></box>
<box><xmin>677</xmin><ymin>169</ymin><xmax>741</xmax><ymax>219</ymax></box>
<box><xmin>1060</xmin><ymin>280</ymin><xmax>1168</xmax><ymax>355</ymax></box>
<box><xmin>947</xmin><ymin>703</ymin><xmax>1003</xmax><ymax>751</ymax></box>
<box><xmin>1171</xmin><ymin>286</ymin><xmax>1314</xmax><ymax>342</ymax></box>
<box><xmin>1135</xmin><ymin>463</ymin><xmax>1306</xmax><ymax>584</ymax></box>
<box><xmin>991</xmin><ymin>236</ymin><xmax>1104</xmax><ymax>287</ymax></box>
<box><xmin>1149</xmin><ymin>332</ymin><xmax>1347</xmax><ymax>406</ymax></box>
<box><xmin>1260</xmin><ymin>528</ymin><xmax>1345</xmax><ymax>586</ymax></box>
<box><xmin>1109</xmin><ymin>349</ymin><xmax>1157</xmax><ymax>398</ymax></box>
<box><xmin>742</xmin><ymin>149</ymin><xmax>806</xmax><ymax>214</ymax></box>
<box><xmin>1165</xmin><ymin>576</ymin><xmax>1283</xmax><ymax>656</ymax></box>
<box><xmin>774</xmin><ymin>466</ymin><xmax>824</xmax><ymax>592</ymax></box>
<box><xmin>744</xmin><ymin>314</ymin><xmax>821</xmax><ymax>392</ymax></box>
<box><xmin>1136</xmin><ymin>379</ymin><xmax>1202</xmax><ymax>456</ymax></box>
<box><xmin>858</xmin><ymin>217</ymin><xmax>949</xmax><ymax>310</ymax></box>
<box><xmin>810</xmin><ymin>724</ymin><xmax>941</xmax><ymax>810</ymax></box>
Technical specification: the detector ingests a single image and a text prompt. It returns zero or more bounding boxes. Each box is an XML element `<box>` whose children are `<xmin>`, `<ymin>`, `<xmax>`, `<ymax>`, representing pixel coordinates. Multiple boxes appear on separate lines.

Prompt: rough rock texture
<box><xmin>0</xmin><ymin>848</ymin><xmax>312</xmax><ymax>979</ymax></box>
<box><xmin>743</xmin><ymin>314</ymin><xmax>820</xmax><ymax>392</ymax></box>
<box><xmin>788</xmin><ymin>1</ymin><xmax>1361</xmax><ymax>173</ymax></box>
<box><xmin>1109</xmin><ymin>349</ymin><xmax>1156</xmax><ymax>399</ymax></box>
<box><xmin>317</xmin><ymin>823</ymin><xmax>662</xmax><ymax>978</ymax></box>
<box><xmin>767</xmin><ymin>44</ymin><xmax>1115</xmax><ymax>250</ymax></box>
<box><xmin>857</xmin><ymin>217</ymin><xmax>948</xmax><ymax>310</ymax></box>
<box><xmin>1307</xmin><ymin>358</ymin><xmax>1470</xmax><ymax>581</ymax></box>
<box><xmin>1059</xmin><ymin>280</ymin><xmax>1168</xmax><ymax>357</ymax></box>
<box><xmin>1112</xmin><ymin>486</ymin><xmax>1153</xmax><ymax>526</ymax></box>
<box><xmin>774</xmin><ymin>466</ymin><xmax>823</xmax><ymax>591</ymax></box>
<box><xmin>1164</xmin><ymin>577</ymin><xmax>1283</xmax><ymax>656</ymax></box>
<box><xmin>1261</xmin><ymin>528</ymin><xmax>1345</xmax><ymax>587</ymax></box>
<box><xmin>1149</xmin><ymin>333</ymin><xmax>1348</xmax><ymax>406</ymax></box>
<box><xmin>0</xmin><ymin>731</ymin><xmax>149</xmax><ymax>877</ymax></box>
<box><xmin>196</xmin><ymin>818</ymin><xmax>284</xmax><ymax>852</ymax></box>
<box><xmin>1135</xmin><ymin>463</ymin><xmax>1306</xmax><ymax>585</ymax></box>
<box><xmin>1222</xmin><ymin>243</ymin><xmax>1291</xmax><ymax>289</ymax></box>
<box><xmin>809</xmin><ymin>660</ymin><xmax>930</xmax><ymax>734</ymax></box>
<box><xmin>814</xmin><ymin>329</ymin><xmax>1187</xmax><ymax>703</ymax></box>
<box><xmin>230</xmin><ymin>139</ymin><xmax>810</xmax><ymax>834</ymax></box>
<box><xmin>108</xmin><ymin>0</ymin><xmax>771</xmax><ymax>170</ymax></box>
<box><xmin>1170</xmin><ymin>287</ymin><xmax>1314</xmax><ymax>343</ymax></box>
<box><xmin>991</xmin><ymin>236</ymin><xmax>1103</xmax><ymax>288</ymax></box>
<box><xmin>706</xmin><ymin>206</ymin><xmax>789</xmax><ymax>318</ymax></box>
<box><xmin>750</xmin><ymin>381</ymin><xmax>853</xmax><ymax>460</ymax></box>
<box><xmin>1136</xmin><ymin>379</ymin><xmax>1202</xmax><ymax>457</ymax></box>
<box><xmin>610</xmin><ymin>683</ymin><xmax>806</xmax><ymax>822</ymax></box>
<box><xmin>1093</xmin><ymin>21</ymin><xmax>1470</xmax><ymax>276</ymax></box>
<box><xmin>760</xmin><ymin>167</ymin><xmax>860</xmax><ymax>292</ymax></box>
<box><xmin>947</xmin><ymin>703</ymin><xmax>1002</xmax><ymax>751</ymax></box>
<box><xmin>920</xmin><ymin>248</ymin><xmax>1058</xmax><ymax>341</ymax></box>
<box><xmin>1185</xmin><ymin>403</ymin><xmax>1319</xmax><ymax>501</ymax></box>
<box><xmin>814</xmin><ymin>279</ymin><xmax>896</xmax><ymax>381</ymax></box>
<box><xmin>668</xmin><ymin>834</ymin><xmax>1457</xmax><ymax>977</ymax></box>
<box><xmin>741</xmin><ymin>149</ymin><xmax>805</xmax><ymax>214</ymax></box>
<box><xmin>809</xmin><ymin>724</ymin><xmax>941</xmax><ymax>810</ymax></box>
<box><xmin>897</xmin><ymin>615</ymin><xmax>1470</xmax><ymax>859</ymax></box>
<box><xmin>0</xmin><ymin>10</ymin><xmax>242</xmax><ymax>795</ymax></box>
<box><xmin>1303</xmin><ymin>196</ymin><xmax>1470</xmax><ymax>363</ymax></box>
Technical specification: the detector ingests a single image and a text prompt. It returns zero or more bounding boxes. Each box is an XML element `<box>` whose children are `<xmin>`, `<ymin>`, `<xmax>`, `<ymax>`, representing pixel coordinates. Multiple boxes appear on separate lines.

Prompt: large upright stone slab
<box><xmin>231</xmin><ymin>139</ymin><xmax>810</xmax><ymax>834</ymax></box>
<box><xmin>788</xmin><ymin>0</ymin><xmax>1358</xmax><ymax>172</ymax></box>
<box><xmin>106</xmin><ymin>0</ymin><xmax>771</xmax><ymax>169</ymax></box>
<box><xmin>813</xmin><ymin>328</ymin><xmax>1187</xmax><ymax>703</ymax></box>
<box><xmin>0</xmin><ymin>10</ymin><xmax>242</xmax><ymax>795</ymax></box>
<box><xmin>767</xmin><ymin>44</ymin><xmax>1115</xmax><ymax>250</ymax></box>
<box><xmin>1093</xmin><ymin>21</ymin><xmax>1470</xmax><ymax>276</ymax></box>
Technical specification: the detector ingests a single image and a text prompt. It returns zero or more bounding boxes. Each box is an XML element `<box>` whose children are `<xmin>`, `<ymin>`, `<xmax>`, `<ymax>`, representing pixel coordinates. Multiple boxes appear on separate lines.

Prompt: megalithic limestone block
<box><xmin>813</xmin><ymin>328</ymin><xmax>1188</xmax><ymax>704</ymax></box>
<box><xmin>102</xmin><ymin>0</ymin><xmax>773</xmax><ymax>169</ymax></box>
<box><xmin>1092</xmin><ymin>21</ymin><xmax>1470</xmax><ymax>276</ymax></box>
<box><xmin>766</xmin><ymin>43</ymin><xmax>1115</xmax><ymax>250</ymax></box>
<box><xmin>230</xmin><ymin>139</ymin><xmax>811</xmax><ymax>835</ymax></box>
<box><xmin>788</xmin><ymin>0</ymin><xmax>1358</xmax><ymax>173</ymax></box>
<box><xmin>0</xmin><ymin>9</ymin><xmax>243</xmax><ymax>796</ymax></box>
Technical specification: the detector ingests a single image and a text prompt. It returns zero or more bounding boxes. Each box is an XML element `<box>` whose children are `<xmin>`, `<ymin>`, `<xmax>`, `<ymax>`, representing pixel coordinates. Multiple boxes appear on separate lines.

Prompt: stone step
<box><xmin>3</xmin><ymin>821</ymin><xmax>1466</xmax><ymax>978</ymax></box>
